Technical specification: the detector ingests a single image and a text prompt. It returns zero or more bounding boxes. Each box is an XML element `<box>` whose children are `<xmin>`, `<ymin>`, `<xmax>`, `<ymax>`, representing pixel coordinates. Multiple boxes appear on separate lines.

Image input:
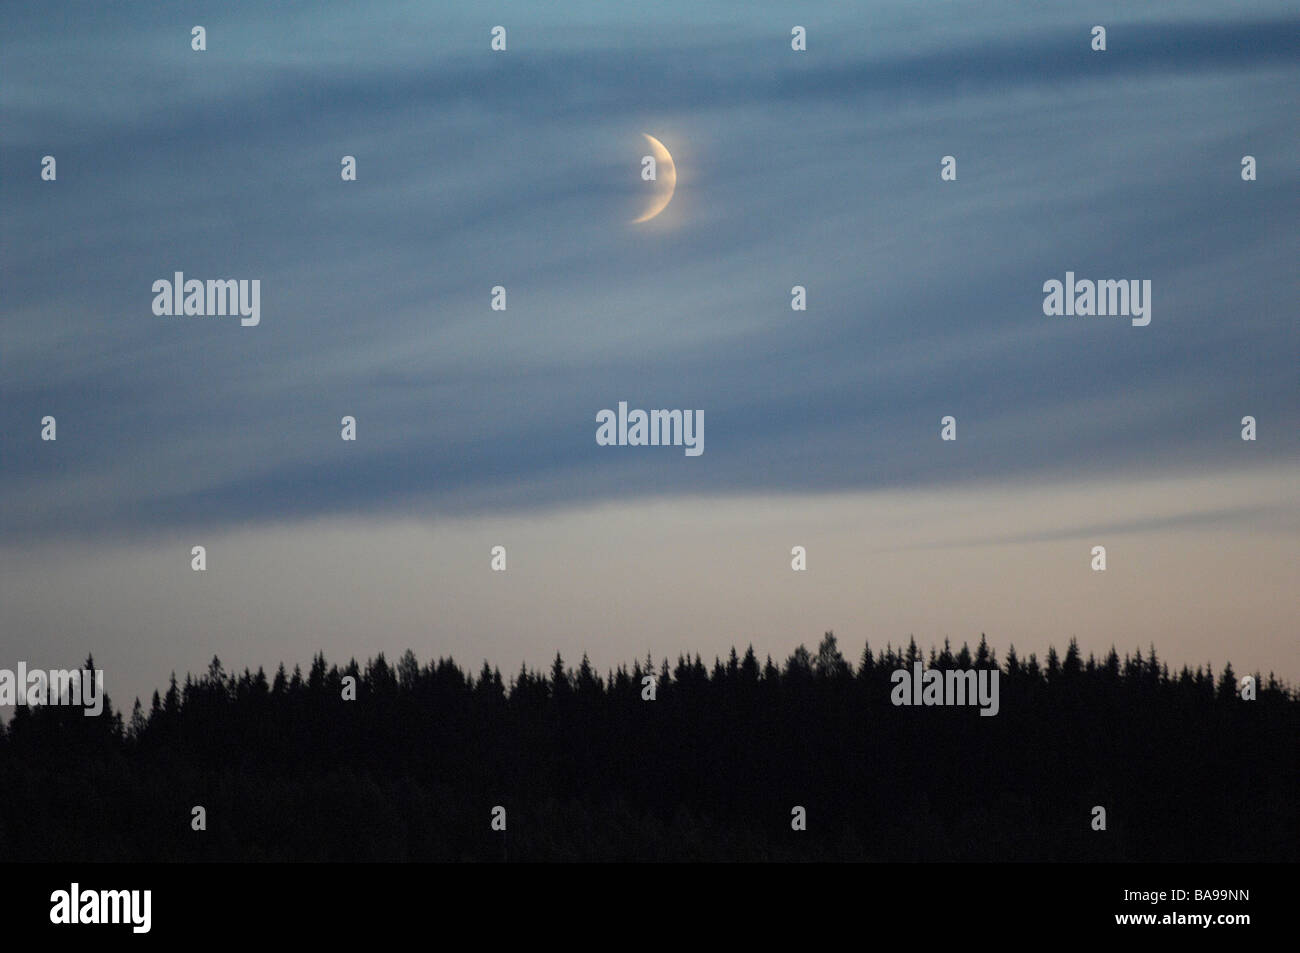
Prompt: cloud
<box><xmin>4</xmin><ymin>465</ymin><xmax>1296</xmax><ymax>711</ymax></box>
<box><xmin>1</xmin><ymin>2</ymin><xmax>1296</xmax><ymax>539</ymax></box>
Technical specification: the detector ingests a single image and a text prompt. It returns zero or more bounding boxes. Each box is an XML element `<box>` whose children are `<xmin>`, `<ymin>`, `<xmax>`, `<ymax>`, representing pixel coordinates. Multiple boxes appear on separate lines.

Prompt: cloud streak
<box><xmin>1</xmin><ymin>2</ymin><xmax>1296</xmax><ymax>540</ymax></box>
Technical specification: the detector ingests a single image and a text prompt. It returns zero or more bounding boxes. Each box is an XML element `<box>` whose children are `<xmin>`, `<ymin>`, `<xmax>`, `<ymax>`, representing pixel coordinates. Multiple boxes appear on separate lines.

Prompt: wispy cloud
<box><xmin>2</xmin><ymin>1</ymin><xmax>1296</xmax><ymax>540</ymax></box>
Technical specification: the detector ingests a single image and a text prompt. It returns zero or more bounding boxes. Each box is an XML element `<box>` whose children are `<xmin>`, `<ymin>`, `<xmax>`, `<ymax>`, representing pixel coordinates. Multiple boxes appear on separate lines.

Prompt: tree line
<box><xmin>1</xmin><ymin>633</ymin><xmax>1294</xmax><ymax>861</ymax></box>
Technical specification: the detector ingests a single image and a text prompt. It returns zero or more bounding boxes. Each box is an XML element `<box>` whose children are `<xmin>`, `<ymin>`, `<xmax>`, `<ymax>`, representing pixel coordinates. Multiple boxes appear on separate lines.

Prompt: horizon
<box><xmin>3</xmin><ymin>0</ymin><xmax>1297</xmax><ymax>723</ymax></box>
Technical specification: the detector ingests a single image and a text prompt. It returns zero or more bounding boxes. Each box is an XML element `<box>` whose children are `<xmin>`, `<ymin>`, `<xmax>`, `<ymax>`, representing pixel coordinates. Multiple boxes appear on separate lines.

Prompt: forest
<box><xmin>1</xmin><ymin>633</ymin><xmax>1294</xmax><ymax>862</ymax></box>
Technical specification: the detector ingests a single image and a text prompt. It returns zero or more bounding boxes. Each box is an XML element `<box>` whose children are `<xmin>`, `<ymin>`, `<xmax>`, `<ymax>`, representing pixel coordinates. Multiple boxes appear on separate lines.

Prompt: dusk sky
<box><xmin>2</xmin><ymin>0</ymin><xmax>1296</xmax><ymax>713</ymax></box>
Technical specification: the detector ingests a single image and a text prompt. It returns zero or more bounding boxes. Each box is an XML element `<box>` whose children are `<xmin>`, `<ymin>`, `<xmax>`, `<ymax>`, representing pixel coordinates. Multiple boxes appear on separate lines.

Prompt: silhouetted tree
<box><xmin>0</xmin><ymin>636</ymin><xmax>1292</xmax><ymax>863</ymax></box>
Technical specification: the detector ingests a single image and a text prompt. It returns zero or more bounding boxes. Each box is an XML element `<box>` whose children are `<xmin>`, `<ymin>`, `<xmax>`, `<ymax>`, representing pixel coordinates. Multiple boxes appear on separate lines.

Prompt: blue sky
<box><xmin>1</xmin><ymin>1</ymin><xmax>1296</xmax><ymax>706</ymax></box>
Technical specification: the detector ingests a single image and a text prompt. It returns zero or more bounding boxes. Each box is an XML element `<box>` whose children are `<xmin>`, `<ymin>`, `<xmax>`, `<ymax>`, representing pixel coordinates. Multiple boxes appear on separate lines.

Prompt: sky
<box><xmin>1</xmin><ymin>0</ymin><xmax>1297</xmax><ymax>712</ymax></box>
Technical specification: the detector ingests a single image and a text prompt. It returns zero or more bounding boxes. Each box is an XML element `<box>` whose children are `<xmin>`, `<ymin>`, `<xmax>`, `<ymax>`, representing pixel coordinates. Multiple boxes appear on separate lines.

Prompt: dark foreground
<box><xmin>1</xmin><ymin>635</ymin><xmax>1294</xmax><ymax>862</ymax></box>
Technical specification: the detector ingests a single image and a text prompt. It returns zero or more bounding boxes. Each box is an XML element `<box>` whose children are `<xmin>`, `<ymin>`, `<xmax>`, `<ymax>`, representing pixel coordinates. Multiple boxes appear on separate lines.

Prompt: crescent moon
<box><xmin>632</xmin><ymin>134</ymin><xmax>676</xmax><ymax>224</ymax></box>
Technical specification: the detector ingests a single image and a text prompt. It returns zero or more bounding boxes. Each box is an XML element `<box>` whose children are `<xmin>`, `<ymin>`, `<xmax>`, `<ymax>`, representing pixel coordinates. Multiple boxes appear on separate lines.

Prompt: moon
<box><xmin>632</xmin><ymin>134</ymin><xmax>676</xmax><ymax>224</ymax></box>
